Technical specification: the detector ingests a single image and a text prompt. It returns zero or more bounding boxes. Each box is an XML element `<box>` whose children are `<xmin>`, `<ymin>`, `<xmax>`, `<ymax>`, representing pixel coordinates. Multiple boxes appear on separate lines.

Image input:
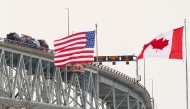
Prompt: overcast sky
<box><xmin>0</xmin><ymin>0</ymin><xmax>190</xmax><ymax>109</ymax></box>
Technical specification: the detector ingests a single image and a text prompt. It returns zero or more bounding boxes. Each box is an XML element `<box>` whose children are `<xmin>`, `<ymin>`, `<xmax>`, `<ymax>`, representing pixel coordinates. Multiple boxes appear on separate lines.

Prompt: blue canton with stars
<box><xmin>85</xmin><ymin>31</ymin><xmax>95</xmax><ymax>48</ymax></box>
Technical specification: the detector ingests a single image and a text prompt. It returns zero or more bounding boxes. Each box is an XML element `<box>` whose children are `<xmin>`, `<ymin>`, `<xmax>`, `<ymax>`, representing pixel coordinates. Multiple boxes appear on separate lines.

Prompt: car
<box><xmin>6</xmin><ymin>32</ymin><xmax>21</xmax><ymax>43</ymax></box>
<box><xmin>20</xmin><ymin>34</ymin><xmax>33</xmax><ymax>47</ymax></box>
<box><xmin>38</xmin><ymin>39</ymin><xmax>49</xmax><ymax>51</ymax></box>
<box><xmin>32</xmin><ymin>38</ymin><xmax>41</xmax><ymax>49</ymax></box>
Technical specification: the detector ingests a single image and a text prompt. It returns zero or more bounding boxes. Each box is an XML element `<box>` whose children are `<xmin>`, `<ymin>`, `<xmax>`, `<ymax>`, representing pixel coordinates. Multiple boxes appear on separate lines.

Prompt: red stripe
<box><xmin>55</xmin><ymin>55</ymin><xmax>94</xmax><ymax>63</ymax></box>
<box><xmin>71</xmin><ymin>60</ymin><xmax>94</xmax><ymax>64</ymax></box>
<box><xmin>55</xmin><ymin>46</ymin><xmax>84</xmax><ymax>54</ymax></box>
<box><xmin>55</xmin><ymin>60</ymin><xmax>94</xmax><ymax>68</ymax></box>
<box><xmin>169</xmin><ymin>26</ymin><xmax>184</xmax><ymax>59</ymax></box>
<box><xmin>55</xmin><ymin>50</ymin><xmax>94</xmax><ymax>58</ymax></box>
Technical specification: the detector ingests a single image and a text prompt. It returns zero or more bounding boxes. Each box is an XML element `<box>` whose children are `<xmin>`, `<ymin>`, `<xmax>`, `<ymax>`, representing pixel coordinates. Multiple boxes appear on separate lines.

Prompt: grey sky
<box><xmin>0</xmin><ymin>0</ymin><xmax>189</xmax><ymax>109</ymax></box>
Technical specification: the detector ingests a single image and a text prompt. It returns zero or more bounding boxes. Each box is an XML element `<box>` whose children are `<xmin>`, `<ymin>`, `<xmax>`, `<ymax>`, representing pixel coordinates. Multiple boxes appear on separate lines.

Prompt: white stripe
<box><xmin>54</xmin><ymin>39</ymin><xmax>86</xmax><ymax>50</ymax></box>
<box><xmin>55</xmin><ymin>58</ymin><xmax>94</xmax><ymax>66</ymax></box>
<box><xmin>54</xmin><ymin>34</ymin><xmax>85</xmax><ymax>45</ymax></box>
<box><xmin>54</xmin><ymin>53</ymin><xmax>94</xmax><ymax>61</ymax></box>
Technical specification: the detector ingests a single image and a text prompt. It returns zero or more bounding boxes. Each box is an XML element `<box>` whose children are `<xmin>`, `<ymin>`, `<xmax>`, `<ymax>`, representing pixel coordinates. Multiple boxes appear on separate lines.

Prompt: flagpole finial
<box><xmin>185</xmin><ymin>19</ymin><xmax>186</xmax><ymax>23</ymax></box>
<box><xmin>95</xmin><ymin>23</ymin><xmax>97</xmax><ymax>27</ymax></box>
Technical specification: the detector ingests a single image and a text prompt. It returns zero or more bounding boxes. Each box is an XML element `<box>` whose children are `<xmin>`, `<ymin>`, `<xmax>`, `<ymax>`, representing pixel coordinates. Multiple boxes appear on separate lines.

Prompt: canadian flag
<box><xmin>136</xmin><ymin>26</ymin><xmax>184</xmax><ymax>61</ymax></box>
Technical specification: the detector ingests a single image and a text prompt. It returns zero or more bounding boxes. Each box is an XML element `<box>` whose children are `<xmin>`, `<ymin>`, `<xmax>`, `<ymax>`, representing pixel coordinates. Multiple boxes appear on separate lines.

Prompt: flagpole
<box><xmin>144</xmin><ymin>58</ymin><xmax>146</xmax><ymax>89</ymax></box>
<box><xmin>65</xmin><ymin>8</ymin><xmax>69</xmax><ymax>36</ymax></box>
<box><xmin>95</xmin><ymin>23</ymin><xmax>99</xmax><ymax>109</ymax></box>
<box><xmin>184</xmin><ymin>19</ymin><xmax>188</xmax><ymax>109</ymax></box>
<box><xmin>65</xmin><ymin>8</ymin><xmax>69</xmax><ymax>106</ymax></box>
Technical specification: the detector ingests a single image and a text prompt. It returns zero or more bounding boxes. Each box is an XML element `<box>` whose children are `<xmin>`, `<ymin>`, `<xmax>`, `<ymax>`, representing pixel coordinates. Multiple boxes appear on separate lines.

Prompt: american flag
<box><xmin>54</xmin><ymin>31</ymin><xmax>95</xmax><ymax>68</ymax></box>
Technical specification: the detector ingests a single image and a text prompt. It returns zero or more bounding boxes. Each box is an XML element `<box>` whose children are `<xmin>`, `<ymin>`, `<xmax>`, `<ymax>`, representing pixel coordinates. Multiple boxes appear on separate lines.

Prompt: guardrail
<box><xmin>87</xmin><ymin>62</ymin><xmax>151</xmax><ymax>98</ymax></box>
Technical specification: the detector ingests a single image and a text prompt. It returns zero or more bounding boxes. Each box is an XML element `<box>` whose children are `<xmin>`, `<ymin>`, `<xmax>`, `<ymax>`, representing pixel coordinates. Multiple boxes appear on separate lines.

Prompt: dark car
<box><xmin>38</xmin><ymin>39</ymin><xmax>49</xmax><ymax>51</ymax></box>
<box><xmin>6</xmin><ymin>32</ymin><xmax>21</xmax><ymax>43</ymax></box>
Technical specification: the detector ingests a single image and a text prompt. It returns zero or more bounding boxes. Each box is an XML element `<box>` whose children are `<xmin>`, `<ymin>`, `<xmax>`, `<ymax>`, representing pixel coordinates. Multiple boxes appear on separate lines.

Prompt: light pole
<box><xmin>134</xmin><ymin>55</ymin><xmax>139</xmax><ymax>83</ymax></box>
<box><xmin>151</xmin><ymin>79</ymin><xmax>153</xmax><ymax>98</ymax></box>
<box><xmin>151</xmin><ymin>79</ymin><xmax>154</xmax><ymax>109</ymax></box>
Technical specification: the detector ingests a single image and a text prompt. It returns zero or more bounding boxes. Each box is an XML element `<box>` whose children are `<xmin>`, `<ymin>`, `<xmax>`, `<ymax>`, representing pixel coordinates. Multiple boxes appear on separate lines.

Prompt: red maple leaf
<box><xmin>150</xmin><ymin>38</ymin><xmax>169</xmax><ymax>52</ymax></box>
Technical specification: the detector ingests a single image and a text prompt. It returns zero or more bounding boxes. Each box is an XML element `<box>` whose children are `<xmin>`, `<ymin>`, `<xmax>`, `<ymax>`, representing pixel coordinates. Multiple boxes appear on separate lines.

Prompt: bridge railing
<box><xmin>88</xmin><ymin>62</ymin><xmax>151</xmax><ymax>98</ymax></box>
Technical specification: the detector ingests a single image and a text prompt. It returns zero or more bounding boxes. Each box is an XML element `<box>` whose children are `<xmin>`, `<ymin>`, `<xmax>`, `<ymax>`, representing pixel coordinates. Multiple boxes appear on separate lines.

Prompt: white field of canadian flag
<box><xmin>136</xmin><ymin>26</ymin><xmax>184</xmax><ymax>61</ymax></box>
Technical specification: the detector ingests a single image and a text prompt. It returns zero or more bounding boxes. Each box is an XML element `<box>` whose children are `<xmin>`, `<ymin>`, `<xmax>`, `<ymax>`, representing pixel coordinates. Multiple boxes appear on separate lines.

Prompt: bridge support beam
<box><xmin>127</xmin><ymin>94</ymin><xmax>130</xmax><ymax>109</ymax></box>
<box><xmin>112</xmin><ymin>87</ymin><xmax>116</xmax><ymax>109</ymax></box>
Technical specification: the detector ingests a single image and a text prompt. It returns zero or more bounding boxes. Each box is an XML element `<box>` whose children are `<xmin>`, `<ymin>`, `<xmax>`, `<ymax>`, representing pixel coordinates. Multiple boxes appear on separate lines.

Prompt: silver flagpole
<box><xmin>184</xmin><ymin>19</ymin><xmax>189</xmax><ymax>109</ymax></box>
<box><xmin>144</xmin><ymin>58</ymin><xmax>146</xmax><ymax>89</ymax></box>
<box><xmin>95</xmin><ymin>24</ymin><xmax>99</xmax><ymax>109</ymax></box>
<box><xmin>65</xmin><ymin>8</ymin><xmax>69</xmax><ymax>105</ymax></box>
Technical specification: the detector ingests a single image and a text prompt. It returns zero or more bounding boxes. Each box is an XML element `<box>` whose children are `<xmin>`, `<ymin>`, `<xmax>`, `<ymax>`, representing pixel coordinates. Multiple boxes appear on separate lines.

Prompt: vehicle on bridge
<box><xmin>6</xmin><ymin>32</ymin><xmax>49</xmax><ymax>52</ymax></box>
<box><xmin>6</xmin><ymin>32</ymin><xmax>21</xmax><ymax>43</ymax></box>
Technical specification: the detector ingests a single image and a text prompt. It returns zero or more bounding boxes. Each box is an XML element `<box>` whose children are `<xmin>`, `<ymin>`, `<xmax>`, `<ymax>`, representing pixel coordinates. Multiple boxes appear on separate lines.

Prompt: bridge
<box><xmin>0</xmin><ymin>38</ymin><xmax>152</xmax><ymax>109</ymax></box>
